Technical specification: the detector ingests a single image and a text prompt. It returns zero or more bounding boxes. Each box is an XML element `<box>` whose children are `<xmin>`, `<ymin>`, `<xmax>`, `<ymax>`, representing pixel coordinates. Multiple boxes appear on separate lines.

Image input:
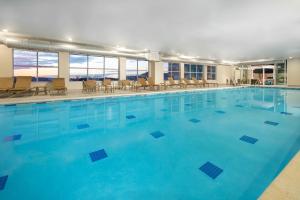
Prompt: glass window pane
<box><xmin>38</xmin><ymin>52</ymin><xmax>58</xmax><ymax>67</ymax></box>
<box><xmin>138</xmin><ymin>60</ymin><xmax>148</xmax><ymax>71</ymax></box>
<box><xmin>196</xmin><ymin>65</ymin><xmax>203</xmax><ymax>73</ymax></box>
<box><xmin>184</xmin><ymin>64</ymin><xmax>190</xmax><ymax>72</ymax></box>
<box><xmin>105</xmin><ymin>57</ymin><xmax>118</xmax><ymax>70</ymax></box>
<box><xmin>138</xmin><ymin>71</ymin><xmax>148</xmax><ymax>79</ymax></box>
<box><xmin>172</xmin><ymin>63</ymin><xmax>180</xmax><ymax>71</ymax></box>
<box><xmin>105</xmin><ymin>69</ymin><xmax>119</xmax><ymax>80</ymax></box>
<box><xmin>126</xmin><ymin>70</ymin><xmax>137</xmax><ymax>80</ymax></box>
<box><xmin>126</xmin><ymin>59</ymin><xmax>137</xmax><ymax>71</ymax></box>
<box><xmin>88</xmin><ymin>56</ymin><xmax>104</xmax><ymax>69</ymax></box>
<box><xmin>88</xmin><ymin>68</ymin><xmax>104</xmax><ymax>80</ymax></box>
<box><xmin>191</xmin><ymin>65</ymin><xmax>197</xmax><ymax>72</ymax></box>
<box><xmin>184</xmin><ymin>73</ymin><xmax>191</xmax><ymax>79</ymax></box>
<box><xmin>163</xmin><ymin>62</ymin><xmax>168</xmax><ymax>73</ymax></box>
<box><xmin>14</xmin><ymin>49</ymin><xmax>37</xmax><ymax>67</ymax></box>
<box><xmin>38</xmin><ymin>67</ymin><xmax>58</xmax><ymax>81</ymax></box>
<box><xmin>70</xmin><ymin>68</ymin><xmax>87</xmax><ymax>81</ymax></box>
<box><xmin>173</xmin><ymin>72</ymin><xmax>180</xmax><ymax>80</ymax></box>
<box><xmin>70</xmin><ymin>54</ymin><xmax>88</xmax><ymax>68</ymax></box>
<box><xmin>14</xmin><ymin>66</ymin><xmax>37</xmax><ymax>81</ymax></box>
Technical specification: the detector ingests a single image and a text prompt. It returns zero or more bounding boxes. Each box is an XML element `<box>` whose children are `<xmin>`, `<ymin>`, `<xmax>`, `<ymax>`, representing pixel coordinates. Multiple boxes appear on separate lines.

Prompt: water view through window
<box><xmin>70</xmin><ymin>55</ymin><xmax>119</xmax><ymax>81</ymax></box>
<box><xmin>126</xmin><ymin>59</ymin><xmax>148</xmax><ymax>80</ymax></box>
<box><xmin>13</xmin><ymin>49</ymin><xmax>58</xmax><ymax>81</ymax></box>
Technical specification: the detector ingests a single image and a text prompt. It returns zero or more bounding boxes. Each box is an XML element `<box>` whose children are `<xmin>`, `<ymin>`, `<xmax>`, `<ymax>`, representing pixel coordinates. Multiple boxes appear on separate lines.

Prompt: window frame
<box><xmin>69</xmin><ymin>54</ymin><xmax>119</xmax><ymax>81</ymax></box>
<box><xmin>184</xmin><ymin>63</ymin><xmax>203</xmax><ymax>80</ymax></box>
<box><xmin>13</xmin><ymin>48</ymin><xmax>59</xmax><ymax>82</ymax></box>
<box><xmin>207</xmin><ymin>65</ymin><xmax>217</xmax><ymax>80</ymax></box>
<box><xmin>163</xmin><ymin>62</ymin><xmax>180</xmax><ymax>80</ymax></box>
<box><xmin>126</xmin><ymin>58</ymin><xmax>149</xmax><ymax>80</ymax></box>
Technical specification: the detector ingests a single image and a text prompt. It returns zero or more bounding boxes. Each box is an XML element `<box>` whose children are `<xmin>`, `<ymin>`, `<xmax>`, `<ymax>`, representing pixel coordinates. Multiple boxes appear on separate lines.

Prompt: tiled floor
<box><xmin>0</xmin><ymin>85</ymin><xmax>239</xmax><ymax>105</ymax></box>
<box><xmin>259</xmin><ymin>151</ymin><xmax>300</xmax><ymax>200</ymax></box>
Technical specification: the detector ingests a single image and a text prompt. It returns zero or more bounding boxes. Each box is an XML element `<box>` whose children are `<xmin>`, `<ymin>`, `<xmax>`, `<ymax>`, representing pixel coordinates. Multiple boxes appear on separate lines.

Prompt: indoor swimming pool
<box><xmin>0</xmin><ymin>87</ymin><xmax>300</xmax><ymax>199</ymax></box>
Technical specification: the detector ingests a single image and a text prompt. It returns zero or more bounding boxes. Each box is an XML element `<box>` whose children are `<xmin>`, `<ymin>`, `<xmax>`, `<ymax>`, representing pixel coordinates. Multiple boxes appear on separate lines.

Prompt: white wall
<box><xmin>0</xmin><ymin>44</ymin><xmax>13</xmax><ymax>77</ymax></box>
<box><xmin>287</xmin><ymin>58</ymin><xmax>300</xmax><ymax>86</ymax></box>
<box><xmin>216</xmin><ymin>64</ymin><xmax>234</xmax><ymax>84</ymax></box>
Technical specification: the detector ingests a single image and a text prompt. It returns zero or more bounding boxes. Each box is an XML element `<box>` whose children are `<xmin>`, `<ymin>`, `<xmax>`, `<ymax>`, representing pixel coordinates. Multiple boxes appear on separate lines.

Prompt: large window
<box><xmin>13</xmin><ymin>49</ymin><xmax>58</xmax><ymax>81</ymax></box>
<box><xmin>126</xmin><ymin>59</ymin><xmax>148</xmax><ymax>80</ymax></box>
<box><xmin>163</xmin><ymin>62</ymin><xmax>180</xmax><ymax>80</ymax></box>
<box><xmin>70</xmin><ymin>54</ymin><xmax>119</xmax><ymax>81</ymax></box>
<box><xmin>184</xmin><ymin>64</ymin><xmax>203</xmax><ymax>80</ymax></box>
<box><xmin>207</xmin><ymin>66</ymin><xmax>217</xmax><ymax>80</ymax></box>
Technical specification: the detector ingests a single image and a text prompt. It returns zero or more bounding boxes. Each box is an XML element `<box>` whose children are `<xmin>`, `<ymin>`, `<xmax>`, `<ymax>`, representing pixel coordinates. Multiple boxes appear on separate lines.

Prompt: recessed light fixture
<box><xmin>289</xmin><ymin>56</ymin><xmax>293</xmax><ymax>59</ymax></box>
<box><xmin>2</xmin><ymin>29</ymin><xmax>8</xmax><ymax>32</ymax></box>
<box><xmin>67</xmin><ymin>37</ymin><xmax>72</xmax><ymax>42</ymax></box>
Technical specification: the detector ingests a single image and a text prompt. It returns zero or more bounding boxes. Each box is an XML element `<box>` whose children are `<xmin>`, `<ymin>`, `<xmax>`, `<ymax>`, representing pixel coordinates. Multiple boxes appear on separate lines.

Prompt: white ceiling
<box><xmin>0</xmin><ymin>0</ymin><xmax>300</xmax><ymax>61</ymax></box>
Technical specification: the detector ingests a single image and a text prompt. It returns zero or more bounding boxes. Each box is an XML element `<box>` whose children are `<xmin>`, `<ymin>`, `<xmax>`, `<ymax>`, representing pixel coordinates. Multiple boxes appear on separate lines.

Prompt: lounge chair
<box><xmin>0</xmin><ymin>77</ymin><xmax>14</xmax><ymax>97</ymax></box>
<box><xmin>83</xmin><ymin>80</ymin><xmax>98</xmax><ymax>93</ymax></box>
<box><xmin>9</xmin><ymin>76</ymin><xmax>34</xmax><ymax>97</ymax></box>
<box><xmin>166</xmin><ymin>77</ymin><xmax>180</xmax><ymax>88</ymax></box>
<box><xmin>147</xmin><ymin>77</ymin><xmax>160</xmax><ymax>91</ymax></box>
<box><xmin>183</xmin><ymin>78</ymin><xmax>197</xmax><ymax>87</ymax></box>
<box><xmin>134</xmin><ymin>78</ymin><xmax>149</xmax><ymax>91</ymax></box>
<box><xmin>192</xmin><ymin>77</ymin><xmax>204</xmax><ymax>87</ymax></box>
<box><xmin>179</xmin><ymin>79</ymin><xmax>188</xmax><ymax>88</ymax></box>
<box><xmin>119</xmin><ymin>80</ymin><xmax>132</xmax><ymax>90</ymax></box>
<box><xmin>102</xmin><ymin>79</ymin><xmax>114</xmax><ymax>93</ymax></box>
<box><xmin>203</xmin><ymin>78</ymin><xmax>218</xmax><ymax>87</ymax></box>
<box><xmin>0</xmin><ymin>77</ymin><xmax>14</xmax><ymax>93</ymax></box>
<box><xmin>49</xmin><ymin>78</ymin><xmax>67</xmax><ymax>95</ymax></box>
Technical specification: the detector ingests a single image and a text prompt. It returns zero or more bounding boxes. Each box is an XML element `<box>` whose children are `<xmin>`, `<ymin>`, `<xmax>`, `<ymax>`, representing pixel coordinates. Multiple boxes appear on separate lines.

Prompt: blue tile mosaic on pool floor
<box><xmin>77</xmin><ymin>124</ymin><xmax>90</xmax><ymax>129</ymax></box>
<box><xmin>264</xmin><ymin>121</ymin><xmax>279</xmax><ymax>126</ymax></box>
<box><xmin>216</xmin><ymin>110</ymin><xmax>226</xmax><ymax>114</ymax></box>
<box><xmin>126</xmin><ymin>115</ymin><xmax>136</xmax><ymax>119</ymax></box>
<box><xmin>185</xmin><ymin>103</ymin><xmax>192</xmax><ymax>106</ymax></box>
<box><xmin>150</xmin><ymin>131</ymin><xmax>165</xmax><ymax>139</ymax></box>
<box><xmin>199</xmin><ymin>162</ymin><xmax>223</xmax><ymax>179</ymax></box>
<box><xmin>160</xmin><ymin>109</ymin><xmax>168</xmax><ymax>112</ymax></box>
<box><xmin>89</xmin><ymin>149</ymin><xmax>108</xmax><ymax>162</ymax></box>
<box><xmin>280</xmin><ymin>112</ymin><xmax>292</xmax><ymax>115</ymax></box>
<box><xmin>4</xmin><ymin>134</ymin><xmax>22</xmax><ymax>142</ymax></box>
<box><xmin>189</xmin><ymin>118</ymin><xmax>201</xmax><ymax>123</ymax></box>
<box><xmin>240</xmin><ymin>135</ymin><xmax>258</xmax><ymax>144</ymax></box>
<box><xmin>0</xmin><ymin>175</ymin><xmax>8</xmax><ymax>190</ymax></box>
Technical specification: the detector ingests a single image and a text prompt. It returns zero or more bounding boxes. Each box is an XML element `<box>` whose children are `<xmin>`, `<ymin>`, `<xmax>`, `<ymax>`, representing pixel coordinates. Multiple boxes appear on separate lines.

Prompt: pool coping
<box><xmin>0</xmin><ymin>86</ymin><xmax>248</xmax><ymax>105</ymax></box>
<box><xmin>259</xmin><ymin>151</ymin><xmax>300</xmax><ymax>200</ymax></box>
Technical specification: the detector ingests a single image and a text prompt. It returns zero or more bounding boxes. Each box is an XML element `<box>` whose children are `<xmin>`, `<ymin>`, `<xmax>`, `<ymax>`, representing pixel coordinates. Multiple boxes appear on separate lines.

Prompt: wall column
<box><xmin>119</xmin><ymin>57</ymin><xmax>126</xmax><ymax>80</ymax></box>
<box><xmin>180</xmin><ymin>63</ymin><xmax>184</xmax><ymax>80</ymax></box>
<box><xmin>0</xmin><ymin>44</ymin><xmax>13</xmax><ymax>77</ymax></box>
<box><xmin>149</xmin><ymin>61</ymin><xmax>163</xmax><ymax>84</ymax></box>
<box><xmin>203</xmin><ymin>65</ymin><xmax>207</xmax><ymax>80</ymax></box>
<box><xmin>58</xmin><ymin>52</ymin><xmax>70</xmax><ymax>86</ymax></box>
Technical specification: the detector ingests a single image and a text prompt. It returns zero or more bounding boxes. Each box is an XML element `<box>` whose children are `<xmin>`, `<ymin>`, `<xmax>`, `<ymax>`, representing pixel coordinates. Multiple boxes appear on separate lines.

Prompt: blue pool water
<box><xmin>0</xmin><ymin>87</ymin><xmax>300</xmax><ymax>199</ymax></box>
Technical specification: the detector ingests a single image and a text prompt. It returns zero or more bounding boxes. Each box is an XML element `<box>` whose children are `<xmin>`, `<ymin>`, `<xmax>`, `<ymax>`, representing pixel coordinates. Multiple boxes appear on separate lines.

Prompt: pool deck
<box><xmin>260</xmin><ymin>151</ymin><xmax>300</xmax><ymax>200</ymax></box>
<box><xmin>0</xmin><ymin>85</ymin><xmax>243</xmax><ymax>105</ymax></box>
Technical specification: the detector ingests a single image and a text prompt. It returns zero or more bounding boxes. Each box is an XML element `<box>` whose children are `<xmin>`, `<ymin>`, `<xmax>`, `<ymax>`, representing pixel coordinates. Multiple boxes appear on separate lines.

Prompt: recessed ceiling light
<box><xmin>289</xmin><ymin>56</ymin><xmax>293</xmax><ymax>59</ymax></box>
<box><xmin>2</xmin><ymin>29</ymin><xmax>8</xmax><ymax>32</ymax></box>
<box><xmin>67</xmin><ymin>37</ymin><xmax>72</xmax><ymax>42</ymax></box>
